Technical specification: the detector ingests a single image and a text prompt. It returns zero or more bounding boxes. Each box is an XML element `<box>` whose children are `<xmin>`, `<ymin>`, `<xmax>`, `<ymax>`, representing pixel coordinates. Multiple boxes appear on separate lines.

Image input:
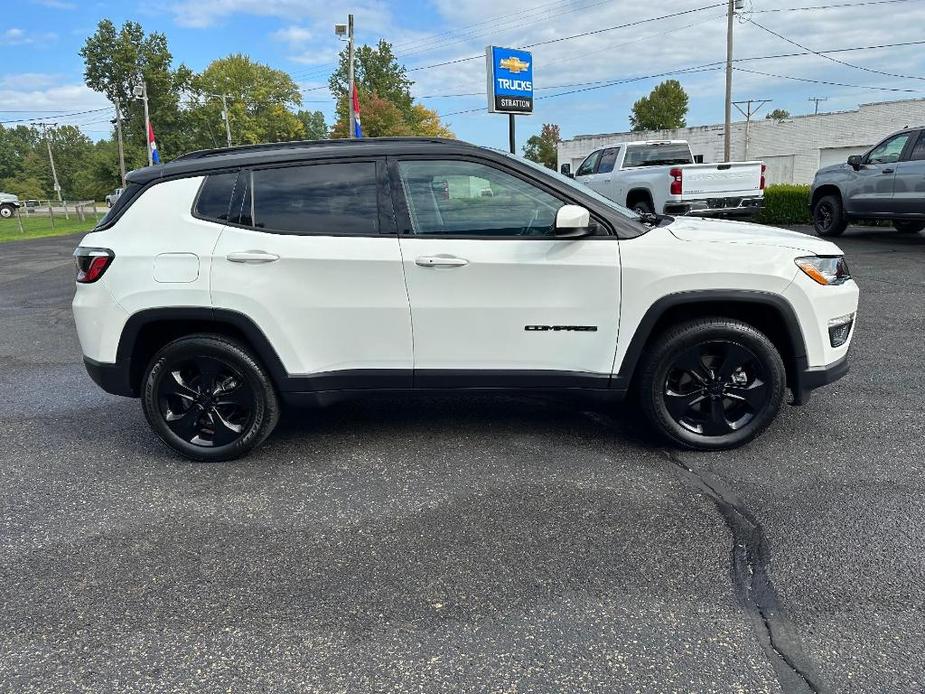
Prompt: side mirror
<box><xmin>847</xmin><ymin>155</ymin><xmax>863</xmax><ymax>170</ymax></box>
<box><xmin>554</xmin><ymin>204</ymin><xmax>595</xmax><ymax>238</ymax></box>
<box><xmin>560</xmin><ymin>163</ymin><xmax>573</xmax><ymax>178</ymax></box>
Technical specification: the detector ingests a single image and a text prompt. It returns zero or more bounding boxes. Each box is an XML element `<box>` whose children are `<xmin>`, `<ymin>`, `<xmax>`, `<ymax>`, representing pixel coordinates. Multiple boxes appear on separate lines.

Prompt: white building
<box><xmin>557</xmin><ymin>98</ymin><xmax>925</xmax><ymax>185</ymax></box>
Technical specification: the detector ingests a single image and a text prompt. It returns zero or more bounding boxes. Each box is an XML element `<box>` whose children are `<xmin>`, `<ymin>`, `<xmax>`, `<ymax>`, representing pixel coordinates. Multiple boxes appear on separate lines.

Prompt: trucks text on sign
<box><xmin>485</xmin><ymin>46</ymin><xmax>534</xmax><ymax>115</ymax></box>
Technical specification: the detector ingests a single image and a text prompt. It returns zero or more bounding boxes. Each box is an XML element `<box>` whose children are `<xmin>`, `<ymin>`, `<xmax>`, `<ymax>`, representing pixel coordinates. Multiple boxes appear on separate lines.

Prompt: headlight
<box><xmin>795</xmin><ymin>256</ymin><xmax>851</xmax><ymax>286</ymax></box>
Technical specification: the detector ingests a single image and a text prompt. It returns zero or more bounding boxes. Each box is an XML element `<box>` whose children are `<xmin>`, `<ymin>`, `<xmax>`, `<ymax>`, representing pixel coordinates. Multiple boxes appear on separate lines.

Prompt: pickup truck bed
<box><xmin>572</xmin><ymin>140</ymin><xmax>765</xmax><ymax>218</ymax></box>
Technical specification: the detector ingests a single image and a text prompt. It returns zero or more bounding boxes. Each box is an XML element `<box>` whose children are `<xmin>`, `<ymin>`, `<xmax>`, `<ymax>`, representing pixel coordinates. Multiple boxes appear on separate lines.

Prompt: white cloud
<box><xmin>272</xmin><ymin>25</ymin><xmax>313</xmax><ymax>46</ymax></box>
<box><xmin>31</xmin><ymin>0</ymin><xmax>77</xmax><ymax>9</ymax></box>
<box><xmin>0</xmin><ymin>27</ymin><xmax>58</xmax><ymax>45</ymax></box>
<box><xmin>0</xmin><ymin>77</ymin><xmax>111</xmax><ymax>137</ymax></box>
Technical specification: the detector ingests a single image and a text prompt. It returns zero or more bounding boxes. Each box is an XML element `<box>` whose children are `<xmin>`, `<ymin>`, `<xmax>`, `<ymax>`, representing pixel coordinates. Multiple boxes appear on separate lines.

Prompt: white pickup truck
<box><xmin>565</xmin><ymin>140</ymin><xmax>765</xmax><ymax>218</ymax></box>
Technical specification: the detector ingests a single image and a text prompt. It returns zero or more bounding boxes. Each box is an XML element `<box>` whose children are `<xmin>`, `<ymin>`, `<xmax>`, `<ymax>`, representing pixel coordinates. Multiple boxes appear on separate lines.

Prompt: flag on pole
<box><xmin>352</xmin><ymin>84</ymin><xmax>363</xmax><ymax>138</ymax></box>
<box><xmin>148</xmin><ymin>121</ymin><xmax>161</xmax><ymax>164</ymax></box>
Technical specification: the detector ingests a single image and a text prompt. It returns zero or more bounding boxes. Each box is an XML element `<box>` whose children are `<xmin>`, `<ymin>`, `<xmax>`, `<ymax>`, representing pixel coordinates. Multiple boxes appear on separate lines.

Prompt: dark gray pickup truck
<box><xmin>810</xmin><ymin>126</ymin><xmax>925</xmax><ymax>236</ymax></box>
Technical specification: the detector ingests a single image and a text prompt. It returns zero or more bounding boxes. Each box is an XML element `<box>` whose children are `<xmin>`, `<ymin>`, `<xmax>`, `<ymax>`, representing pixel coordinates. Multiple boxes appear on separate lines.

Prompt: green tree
<box><xmin>523</xmin><ymin>123</ymin><xmax>560</xmax><ymax>169</ymax></box>
<box><xmin>765</xmin><ymin>108</ymin><xmax>790</xmax><ymax>122</ymax></box>
<box><xmin>297</xmin><ymin>110</ymin><xmax>328</xmax><ymax>139</ymax></box>
<box><xmin>329</xmin><ymin>40</ymin><xmax>413</xmax><ymax>117</ymax></box>
<box><xmin>80</xmin><ymin>19</ymin><xmax>189</xmax><ymax>161</ymax></box>
<box><xmin>189</xmin><ymin>54</ymin><xmax>305</xmax><ymax>147</ymax></box>
<box><xmin>629</xmin><ymin>80</ymin><xmax>689</xmax><ymax>131</ymax></box>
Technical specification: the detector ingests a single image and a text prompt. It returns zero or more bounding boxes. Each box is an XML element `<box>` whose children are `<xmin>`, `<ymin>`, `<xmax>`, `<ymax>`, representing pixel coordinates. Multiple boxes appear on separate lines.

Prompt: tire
<box><xmin>631</xmin><ymin>199</ymin><xmax>654</xmax><ymax>215</ymax></box>
<box><xmin>142</xmin><ymin>334</ymin><xmax>280</xmax><ymax>461</ymax></box>
<box><xmin>893</xmin><ymin>220</ymin><xmax>925</xmax><ymax>233</ymax></box>
<box><xmin>812</xmin><ymin>194</ymin><xmax>847</xmax><ymax>237</ymax></box>
<box><xmin>638</xmin><ymin>318</ymin><xmax>786</xmax><ymax>450</ymax></box>
<box><xmin>0</xmin><ymin>204</ymin><xmax>13</xmax><ymax>219</ymax></box>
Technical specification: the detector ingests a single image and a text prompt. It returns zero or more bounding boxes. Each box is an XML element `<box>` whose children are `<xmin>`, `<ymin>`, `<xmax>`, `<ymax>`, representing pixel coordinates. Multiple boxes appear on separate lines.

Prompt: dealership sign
<box><xmin>485</xmin><ymin>46</ymin><xmax>533</xmax><ymax>114</ymax></box>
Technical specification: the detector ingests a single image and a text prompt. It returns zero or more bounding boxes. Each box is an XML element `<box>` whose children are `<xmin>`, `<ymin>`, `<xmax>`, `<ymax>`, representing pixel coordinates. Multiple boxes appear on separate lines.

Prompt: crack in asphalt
<box><xmin>666</xmin><ymin>451</ymin><xmax>828</xmax><ymax>694</ymax></box>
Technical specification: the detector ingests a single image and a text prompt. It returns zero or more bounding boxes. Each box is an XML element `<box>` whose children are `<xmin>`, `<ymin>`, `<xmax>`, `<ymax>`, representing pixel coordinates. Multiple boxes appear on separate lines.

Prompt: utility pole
<box><xmin>41</xmin><ymin>122</ymin><xmax>63</xmax><ymax>202</ymax></box>
<box><xmin>348</xmin><ymin>14</ymin><xmax>356</xmax><ymax>139</ymax></box>
<box><xmin>723</xmin><ymin>0</ymin><xmax>736</xmax><ymax>161</ymax></box>
<box><xmin>221</xmin><ymin>93</ymin><xmax>232</xmax><ymax>147</ymax></box>
<box><xmin>732</xmin><ymin>99</ymin><xmax>771</xmax><ymax>160</ymax></box>
<box><xmin>113</xmin><ymin>98</ymin><xmax>126</xmax><ymax>187</ymax></box>
<box><xmin>808</xmin><ymin>96</ymin><xmax>828</xmax><ymax>115</ymax></box>
<box><xmin>134</xmin><ymin>80</ymin><xmax>152</xmax><ymax>166</ymax></box>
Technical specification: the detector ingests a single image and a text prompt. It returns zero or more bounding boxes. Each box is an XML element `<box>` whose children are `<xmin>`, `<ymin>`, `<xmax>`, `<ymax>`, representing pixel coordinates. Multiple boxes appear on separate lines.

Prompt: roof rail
<box><xmin>173</xmin><ymin>137</ymin><xmax>460</xmax><ymax>161</ymax></box>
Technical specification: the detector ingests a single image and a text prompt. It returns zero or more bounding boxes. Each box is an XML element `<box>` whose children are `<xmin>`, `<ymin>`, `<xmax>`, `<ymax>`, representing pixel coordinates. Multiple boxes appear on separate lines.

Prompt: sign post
<box><xmin>486</xmin><ymin>46</ymin><xmax>533</xmax><ymax>154</ymax></box>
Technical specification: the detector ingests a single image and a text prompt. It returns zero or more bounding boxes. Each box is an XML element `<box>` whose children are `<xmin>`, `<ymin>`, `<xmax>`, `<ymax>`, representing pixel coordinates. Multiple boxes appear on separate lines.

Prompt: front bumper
<box><xmin>664</xmin><ymin>196</ymin><xmax>764</xmax><ymax>218</ymax></box>
<box><xmin>790</xmin><ymin>353</ymin><xmax>849</xmax><ymax>405</ymax></box>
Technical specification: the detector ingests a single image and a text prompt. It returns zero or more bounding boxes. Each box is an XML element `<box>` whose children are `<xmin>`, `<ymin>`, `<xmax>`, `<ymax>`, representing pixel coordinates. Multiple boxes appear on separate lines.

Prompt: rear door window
<box><xmin>250</xmin><ymin>162</ymin><xmax>379</xmax><ymax>235</ymax></box>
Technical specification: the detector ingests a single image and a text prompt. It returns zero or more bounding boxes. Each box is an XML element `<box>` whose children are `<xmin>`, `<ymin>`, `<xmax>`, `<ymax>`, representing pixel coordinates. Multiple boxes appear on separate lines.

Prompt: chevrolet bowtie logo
<box><xmin>499</xmin><ymin>57</ymin><xmax>530</xmax><ymax>74</ymax></box>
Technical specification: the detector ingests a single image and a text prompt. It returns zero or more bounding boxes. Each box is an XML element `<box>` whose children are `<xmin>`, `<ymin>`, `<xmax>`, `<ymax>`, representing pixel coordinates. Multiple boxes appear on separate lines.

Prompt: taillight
<box><xmin>74</xmin><ymin>247</ymin><xmax>114</xmax><ymax>283</ymax></box>
<box><xmin>760</xmin><ymin>163</ymin><xmax>767</xmax><ymax>190</ymax></box>
<box><xmin>669</xmin><ymin>167</ymin><xmax>683</xmax><ymax>196</ymax></box>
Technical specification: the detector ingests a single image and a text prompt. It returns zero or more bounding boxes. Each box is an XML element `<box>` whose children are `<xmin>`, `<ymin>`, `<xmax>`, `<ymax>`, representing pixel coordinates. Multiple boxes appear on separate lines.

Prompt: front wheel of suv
<box><xmin>142</xmin><ymin>335</ymin><xmax>280</xmax><ymax>461</ymax></box>
<box><xmin>638</xmin><ymin>318</ymin><xmax>786</xmax><ymax>450</ymax></box>
<box><xmin>812</xmin><ymin>194</ymin><xmax>847</xmax><ymax>237</ymax></box>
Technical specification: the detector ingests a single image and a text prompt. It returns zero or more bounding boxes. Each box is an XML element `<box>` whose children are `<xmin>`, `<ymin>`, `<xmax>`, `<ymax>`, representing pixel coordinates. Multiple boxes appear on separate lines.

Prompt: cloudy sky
<box><xmin>3</xmin><ymin>0</ymin><xmax>925</xmax><ymax>150</ymax></box>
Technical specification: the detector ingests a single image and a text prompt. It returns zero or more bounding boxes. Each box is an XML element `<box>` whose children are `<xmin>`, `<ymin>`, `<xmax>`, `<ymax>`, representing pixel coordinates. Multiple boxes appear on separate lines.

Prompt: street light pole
<box><xmin>221</xmin><ymin>93</ymin><xmax>232</xmax><ymax>147</ymax></box>
<box><xmin>135</xmin><ymin>80</ymin><xmax>153</xmax><ymax>166</ymax></box>
<box><xmin>348</xmin><ymin>14</ymin><xmax>356</xmax><ymax>139</ymax></box>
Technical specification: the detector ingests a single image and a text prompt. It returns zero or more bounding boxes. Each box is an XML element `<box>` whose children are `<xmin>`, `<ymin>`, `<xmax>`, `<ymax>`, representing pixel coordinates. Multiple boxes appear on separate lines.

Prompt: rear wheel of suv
<box><xmin>893</xmin><ymin>220</ymin><xmax>925</xmax><ymax>233</ymax></box>
<box><xmin>0</xmin><ymin>204</ymin><xmax>14</xmax><ymax>219</ymax></box>
<box><xmin>638</xmin><ymin>318</ymin><xmax>785</xmax><ymax>450</ymax></box>
<box><xmin>812</xmin><ymin>194</ymin><xmax>847</xmax><ymax>237</ymax></box>
<box><xmin>142</xmin><ymin>335</ymin><xmax>280</xmax><ymax>461</ymax></box>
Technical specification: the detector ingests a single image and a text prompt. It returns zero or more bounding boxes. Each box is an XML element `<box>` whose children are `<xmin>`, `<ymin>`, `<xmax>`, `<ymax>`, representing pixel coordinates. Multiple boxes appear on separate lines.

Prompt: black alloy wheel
<box><xmin>813</xmin><ymin>194</ymin><xmax>847</xmax><ymax>237</ymax></box>
<box><xmin>663</xmin><ymin>341</ymin><xmax>770</xmax><ymax>437</ymax></box>
<box><xmin>142</xmin><ymin>335</ymin><xmax>280</xmax><ymax>461</ymax></box>
<box><xmin>157</xmin><ymin>356</ymin><xmax>255</xmax><ymax>447</ymax></box>
<box><xmin>639</xmin><ymin>318</ymin><xmax>786</xmax><ymax>450</ymax></box>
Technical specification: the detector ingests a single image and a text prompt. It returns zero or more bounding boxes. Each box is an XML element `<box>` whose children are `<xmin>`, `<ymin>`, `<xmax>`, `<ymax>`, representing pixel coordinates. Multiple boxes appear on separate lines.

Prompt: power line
<box><xmin>734</xmin><ymin>65</ymin><xmax>923</xmax><ymax>92</ymax></box>
<box><xmin>0</xmin><ymin>107</ymin><xmax>111</xmax><ymax>125</ymax></box>
<box><xmin>751</xmin><ymin>0</ymin><xmax>914</xmax><ymax>11</ymax></box>
<box><xmin>408</xmin><ymin>3</ymin><xmax>727</xmax><ymax>73</ymax></box>
<box><xmin>748</xmin><ymin>18</ymin><xmax>925</xmax><ymax>81</ymax></box>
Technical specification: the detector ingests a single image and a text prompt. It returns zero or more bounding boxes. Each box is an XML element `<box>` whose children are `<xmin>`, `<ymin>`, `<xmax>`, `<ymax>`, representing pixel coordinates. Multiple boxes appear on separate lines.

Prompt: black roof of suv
<box><xmin>127</xmin><ymin>137</ymin><xmax>482</xmax><ymax>184</ymax></box>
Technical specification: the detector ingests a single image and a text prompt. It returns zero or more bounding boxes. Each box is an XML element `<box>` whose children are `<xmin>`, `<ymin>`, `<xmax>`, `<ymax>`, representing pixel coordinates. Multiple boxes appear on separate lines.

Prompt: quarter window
<box><xmin>250</xmin><ymin>162</ymin><xmax>379</xmax><ymax>235</ymax></box>
<box><xmin>867</xmin><ymin>133</ymin><xmax>912</xmax><ymax>165</ymax></box>
<box><xmin>576</xmin><ymin>150</ymin><xmax>602</xmax><ymax>176</ymax></box>
<box><xmin>398</xmin><ymin>160</ymin><xmax>563</xmax><ymax>237</ymax></box>
<box><xmin>195</xmin><ymin>172</ymin><xmax>238</xmax><ymax>222</ymax></box>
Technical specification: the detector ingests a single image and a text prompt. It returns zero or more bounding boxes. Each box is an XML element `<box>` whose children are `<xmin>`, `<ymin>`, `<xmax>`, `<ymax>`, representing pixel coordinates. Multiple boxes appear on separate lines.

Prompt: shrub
<box><xmin>757</xmin><ymin>184</ymin><xmax>812</xmax><ymax>226</ymax></box>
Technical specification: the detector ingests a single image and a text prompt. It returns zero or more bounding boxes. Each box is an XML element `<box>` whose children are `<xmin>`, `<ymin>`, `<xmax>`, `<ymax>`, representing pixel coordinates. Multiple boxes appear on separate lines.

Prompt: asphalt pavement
<box><xmin>1</xmin><ymin>227</ymin><xmax>923</xmax><ymax>692</ymax></box>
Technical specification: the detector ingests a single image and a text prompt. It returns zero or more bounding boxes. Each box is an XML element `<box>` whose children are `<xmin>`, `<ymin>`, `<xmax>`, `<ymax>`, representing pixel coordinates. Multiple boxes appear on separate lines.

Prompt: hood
<box><xmin>814</xmin><ymin>162</ymin><xmax>847</xmax><ymax>177</ymax></box>
<box><xmin>0</xmin><ymin>192</ymin><xmax>19</xmax><ymax>202</ymax></box>
<box><xmin>666</xmin><ymin>216</ymin><xmax>843</xmax><ymax>255</ymax></box>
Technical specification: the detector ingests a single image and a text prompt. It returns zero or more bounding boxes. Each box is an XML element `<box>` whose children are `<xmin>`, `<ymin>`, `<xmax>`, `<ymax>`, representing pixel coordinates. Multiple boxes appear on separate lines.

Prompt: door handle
<box><xmin>226</xmin><ymin>250</ymin><xmax>280</xmax><ymax>264</ymax></box>
<box><xmin>882</xmin><ymin>168</ymin><xmax>895</xmax><ymax>174</ymax></box>
<box><xmin>415</xmin><ymin>255</ymin><xmax>469</xmax><ymax>268</ymax></box>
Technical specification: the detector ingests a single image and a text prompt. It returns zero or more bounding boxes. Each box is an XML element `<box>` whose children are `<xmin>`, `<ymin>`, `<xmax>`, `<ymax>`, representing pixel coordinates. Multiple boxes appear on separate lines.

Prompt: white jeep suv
<box><xmin>73</xmin><ymin>138</ymin><xmax>858</xmax><ymax>461</ymax></box>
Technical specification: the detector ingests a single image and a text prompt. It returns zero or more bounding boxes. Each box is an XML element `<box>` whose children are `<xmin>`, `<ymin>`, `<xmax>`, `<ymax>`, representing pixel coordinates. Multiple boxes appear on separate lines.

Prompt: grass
<box><xmin>0</xmin><ymin>213</ymin><xmax>102</xmax><ymax>244</ymax></box>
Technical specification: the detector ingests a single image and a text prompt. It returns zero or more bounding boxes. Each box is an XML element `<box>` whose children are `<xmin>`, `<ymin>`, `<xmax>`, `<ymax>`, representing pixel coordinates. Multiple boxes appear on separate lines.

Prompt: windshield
<box><xmin>499</xmin><ymin>151</ymin><xmax>645</xmax><ymax>224</ymax></box>
<box><xmin>623</xmin><ymin>143</ymin><xmax>693</xmax><ymax>168</ymax></box>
